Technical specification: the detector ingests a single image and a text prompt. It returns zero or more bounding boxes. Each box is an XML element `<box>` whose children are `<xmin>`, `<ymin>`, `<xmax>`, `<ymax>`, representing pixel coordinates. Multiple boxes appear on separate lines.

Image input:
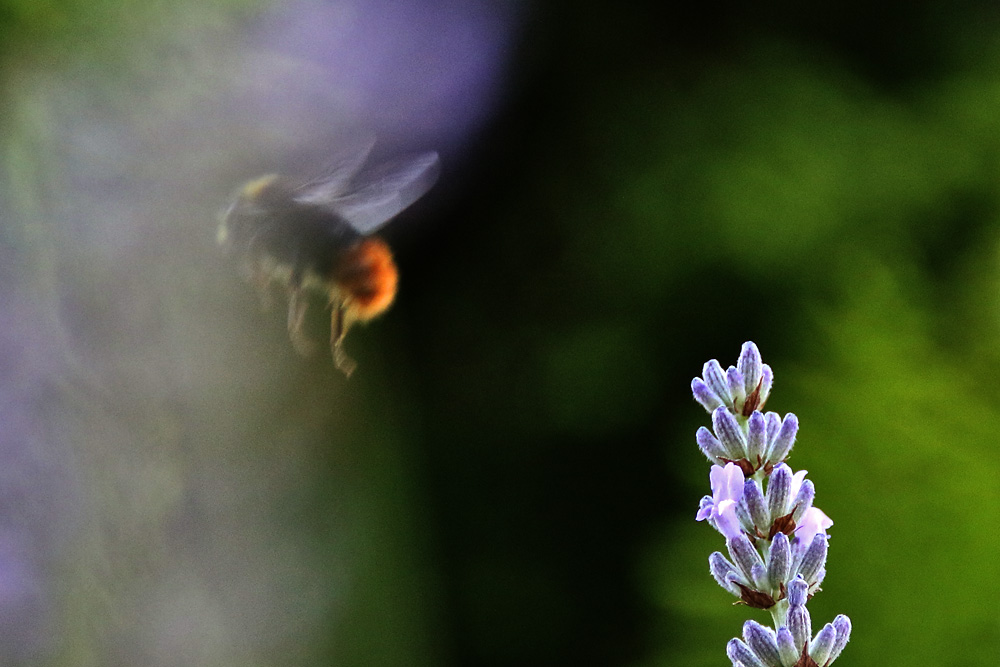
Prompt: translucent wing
<box><xmin>295</xmin><ymin>134</ymin><xmax>377</xmax><ymax>203</ymax></box>
<box><xmin>298</xmin><ymin>151</ymin><xmax>441</xmax><ymax>234</ymax></box>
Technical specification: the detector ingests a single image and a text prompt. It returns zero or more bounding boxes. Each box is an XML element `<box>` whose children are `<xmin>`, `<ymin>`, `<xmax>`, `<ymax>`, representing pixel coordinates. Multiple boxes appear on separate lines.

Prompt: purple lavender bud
<box><xmin>713</xmin><ymin>407</ymin><xmax>747</xmax><ymax>459</ymax></box>
<box><xmin>758</xmin><ymin>364</ymin><xmax>773</xmax><ymax>407</ymax></box>
<box><xmin>735</xmin><ymin>499</ymin><xmax>755</xmax><ymax>534</ymax></box>
<box><xmin>788</xmin><ymin>602</ymin><xmax>812</xmax><ymax>653</ymax></box>
<box><xmin>728</xmin><ymin>533</ymin><xmax>764</xmax><ymax>580</ymax></box>
<box><xmin>742</xmin><ymin>479</ymin><xmax>769</xmax><ymax>531</ymax></box>
<box><xmin>828</xmin><ymin>614</ymin><xmax>852</xmax><ymax>663</ymax></box>
<box><xmin>812</xmin><ymin>567</ymin><xmax>826</xmax><ymax>590</ymax></box>
<box><xmin>787</xmin><ymin>576</ymin><xmax>809</xmax><ymax>607</ymax></box>
<box><xmin>766</xmin><ymin>413</ymin><xmax>798</xmax><ymax>463</ymax></box>
<box><xmin>766</xmin><ymin>464</ymin><xmax>792</xmax><ymax>521</ymax></box>
<box><xmin>766</xmin><ymin>531</ymin><xmax>790</xmax><ymax>586</ymax></box>
<box><xmin>692</xmin><ymin>378</ymin><xmax>724</xmax><ymax>413</ymax></box>
<box><xmin>703</xmin><ymin>359</ymin><xmax>733</xmax><ymax>406</ymax></box>
<box><xmin>726</xmin><ymin>639</ymin><xmax>768</xmax><ymax>667</ymax></box>
<box><xmin>743</xmin><ymin>620</ymin><xmax>781</xmax><ymax>667</ymax></box>
<box><xmin>696</xmin><ymin>426</ymin><xmax>728</xmax><ymax>463</ymax></box>
<box><xmin>776</xmin><ymin>627</ymin><xmax>798</xmax><ymax>666</ymax></box>
<box><xmin>709</xmin><ymin>552</ymin><xmax>744</xmax><ymax>596</ymax></box>
<box><xmin>763</xmin><ymin>411</ymin><xmax>781</xmax><ymax>443</ymax></box>
<box><xmin>798</xmin><ymin>534</ymin><xmax>828</xmax><ymax>584</ymax></box>
<box><xmin>790</xmin><ymin>479</ymin><xmax>815</xmax><ymax>524</ymax></box>
<box><xmin>750</xmin><ymin>563</ymin><xmax>769</xmax><ymax>590</ymax></box>
<box><xmin>737</xmin><ymin>342</ymin><xmax>763</xmax><ymax>398</ymax></box>
<box><xmin>746</xmin><ymin>411</ymin><xmax>766</xmax><ymax>466</ymax></box>
<box><xmin>726</xmin><ymin>366</ymin><xmax>747</xmax><ymax>407</ymax></box>
<box><xmin>809</xmin><ymin>622</ymin><xmax>837</xmax><ymax>665</ymax></box>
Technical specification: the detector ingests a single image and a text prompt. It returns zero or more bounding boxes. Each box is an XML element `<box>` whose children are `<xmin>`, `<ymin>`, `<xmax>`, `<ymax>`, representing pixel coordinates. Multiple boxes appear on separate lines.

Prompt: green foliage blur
<box><xmin>3</xmin><ymin>0</ymin><xmax>1000</xmax><ymax>666</ymax></box>
<box><xmin>400</xmin><ymin>2</ymin><xmax>1000</xmax><ymax>665</ymax></box>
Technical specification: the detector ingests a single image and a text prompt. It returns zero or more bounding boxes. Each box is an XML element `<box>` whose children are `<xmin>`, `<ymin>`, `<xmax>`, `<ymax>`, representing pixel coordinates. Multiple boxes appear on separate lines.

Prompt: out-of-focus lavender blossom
<box><xmin>243</xmin><ymin>0</ymin><xmax>514</xmax><ymax>154</ymax></box>
<box><xmin>3</xmin><ymin>0</ymin><xmax>519</xmax><ymax>664</ymax></box>
<box><xmin>0</xmin><ymin>278</ymin><xmax>80</xmax><ymax>661</ymax></box>
<box><xmin>46</xmin><ymin>0</ymin><xmax>518</xmax><ymax>263</ymax></box>
<box><xmin>690</xmin><ymin>343</ymin><xmax>851</xmax><ymax>666</ymax></box>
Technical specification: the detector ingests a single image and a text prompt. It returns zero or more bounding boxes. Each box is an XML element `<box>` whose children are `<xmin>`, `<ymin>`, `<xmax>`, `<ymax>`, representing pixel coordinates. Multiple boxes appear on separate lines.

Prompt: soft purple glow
<box><xmin>0</xmin><ymin>533</ymin><xmax>49</xmax><ymax>658</ymax></box>
<box><xmin>0</xmin><ymin>292</ymin><xmax>77</xmax><ymax>660</ymax></box>
<box><xmin>238</xmin><ymin>0</ymin><xmax>516</xmax><ymax>158</ymax></box>
<box><xmin>3</xmin><ymin>1</ymin><xmax>519</xmax><ymax>663</ymax></box>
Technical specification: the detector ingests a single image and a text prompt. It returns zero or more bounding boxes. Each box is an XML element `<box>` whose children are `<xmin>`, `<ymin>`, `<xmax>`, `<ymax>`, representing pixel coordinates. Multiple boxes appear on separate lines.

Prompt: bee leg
<box><xmin>330</xmin><ymin>299</ymin><xmax>357</xmax><ymax>377</ymax></box>
<box><xmin>251</xmin><ymin>261</ymin><xmax>275</xmax><ymax>311</ymax></box>
<box><xmin>287</xmin><ymin>287</ymin><xmax>317</xmax><ymax>356</ymax></box>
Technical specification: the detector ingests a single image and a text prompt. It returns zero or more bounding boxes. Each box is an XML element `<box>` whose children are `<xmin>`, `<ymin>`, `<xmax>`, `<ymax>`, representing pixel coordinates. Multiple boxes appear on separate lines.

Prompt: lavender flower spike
<box><xmin>690</xmin><ymin>343</ymin><xmax>851</xmax><ymax>665</ymax></box>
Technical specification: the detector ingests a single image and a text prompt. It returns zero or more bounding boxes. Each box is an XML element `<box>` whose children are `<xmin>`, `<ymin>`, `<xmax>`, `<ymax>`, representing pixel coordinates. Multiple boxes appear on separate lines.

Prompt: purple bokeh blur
<box><xmin>247</xmin><ymin>0</ymin><xmax>512</xmax><ymax>149</ymax></box>
<box><xmin>222</xmin><ymin>0</ymin><xmax>516</xmax><ymax>176</ymax></box>
<box><xmin>3</xmin><ymin>0</ymin><xmax>518</xmax><ymax>662</ymax></box>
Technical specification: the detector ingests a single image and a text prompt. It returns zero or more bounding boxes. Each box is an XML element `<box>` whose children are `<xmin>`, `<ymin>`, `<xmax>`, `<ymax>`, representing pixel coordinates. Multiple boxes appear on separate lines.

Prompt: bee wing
<box><xmin>295</xmin><ymin>134</ymin><xmax>378</xmax><ymax>202</ymax></box>
<box><xmin>324</xmin><ymin>151</ymin><xmax>441</xmax><ymax>234</ymax></box>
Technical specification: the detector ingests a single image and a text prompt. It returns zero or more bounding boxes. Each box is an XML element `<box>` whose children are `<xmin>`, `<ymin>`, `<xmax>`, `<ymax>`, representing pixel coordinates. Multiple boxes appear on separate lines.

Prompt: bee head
<box><xmin>216</xmin><ymin>174</ymin><xmax>288</xmax><ymax>250</ymax></box>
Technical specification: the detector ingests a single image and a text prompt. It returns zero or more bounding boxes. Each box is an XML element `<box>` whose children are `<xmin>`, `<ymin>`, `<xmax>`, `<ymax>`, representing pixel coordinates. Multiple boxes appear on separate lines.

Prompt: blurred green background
<box><xmin>3</xmin><ymin>0</ymin><xmax>1000</xmax><ymax>665</ymax></box>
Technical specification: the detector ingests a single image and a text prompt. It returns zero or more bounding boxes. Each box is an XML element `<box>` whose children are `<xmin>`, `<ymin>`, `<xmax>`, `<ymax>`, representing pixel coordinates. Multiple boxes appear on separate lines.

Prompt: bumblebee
<box><xmin>218</xmin><ymin>143</ymin><xmax>440</xmax><ymax>376</ymax></box>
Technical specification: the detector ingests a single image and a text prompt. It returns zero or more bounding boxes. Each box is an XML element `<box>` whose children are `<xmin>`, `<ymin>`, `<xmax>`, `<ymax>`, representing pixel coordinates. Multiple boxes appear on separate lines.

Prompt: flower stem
<box><xmin>769</xmin><ymin>598</ymin><xmax>789</xmax><ymax>628</ymax></box>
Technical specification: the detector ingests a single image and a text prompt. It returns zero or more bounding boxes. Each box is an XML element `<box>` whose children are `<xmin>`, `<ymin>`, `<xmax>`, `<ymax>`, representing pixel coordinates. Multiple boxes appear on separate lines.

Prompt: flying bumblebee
<box><xmin>217</xmin><ymin>141</ymin><xmax>440</xmax><ymax>376</ymax></box>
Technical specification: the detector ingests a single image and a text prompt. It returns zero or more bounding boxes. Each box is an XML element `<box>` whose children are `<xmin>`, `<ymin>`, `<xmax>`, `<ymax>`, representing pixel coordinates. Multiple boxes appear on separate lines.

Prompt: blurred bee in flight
<box><xmin>217</xmin><ymin>139</ymin><xmax>440</xmax><ymax>376</ymax></box>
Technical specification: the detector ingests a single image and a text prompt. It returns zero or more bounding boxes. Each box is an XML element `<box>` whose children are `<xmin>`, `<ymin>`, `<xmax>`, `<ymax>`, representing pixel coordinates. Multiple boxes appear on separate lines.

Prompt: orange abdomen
<box><xmin>334</xmin><ymin>237</ymin><xmax>399</xmax><ymax>321</ymax></box>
